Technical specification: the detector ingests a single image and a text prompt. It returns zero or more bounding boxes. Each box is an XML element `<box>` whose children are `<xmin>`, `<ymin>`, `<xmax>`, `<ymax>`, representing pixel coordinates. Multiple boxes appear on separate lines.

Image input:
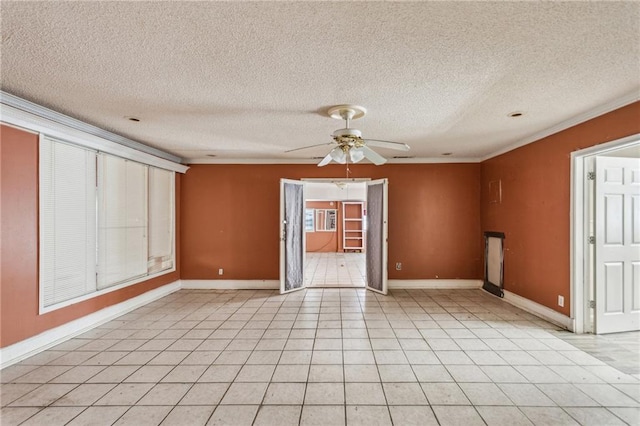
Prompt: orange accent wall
<box><xmin>180</xmin><ymin>163</ymin><xmax>483</xmax><ymax>280</ymax></box>
<box><xmin>0</xmin><ymin>124</ymin><xmax>181</xmax><ymax>348</ymax></box>
<box><xmin>480</xmin><ymin>102</ymin><xmax>640</xmax><ymax>316</ymax></box>
<box><xmin>305</xmin><ymin>201</ymin><xmax>339</xmax><ymax>252</ymax></box>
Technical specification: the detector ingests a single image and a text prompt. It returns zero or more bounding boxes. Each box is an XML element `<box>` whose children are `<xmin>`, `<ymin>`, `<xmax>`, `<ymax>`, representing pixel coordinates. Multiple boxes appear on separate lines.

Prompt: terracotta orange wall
<box><xmin>305</xmin><ymin>201</ymin><xmax>339</xmax><ymax>252</ymax></box>
<box><xmin>0</xmin><ymin>124</ymin><xmax>181</xmax><ymax>348</ymax></box>
<box><xmin>180</xmin><ymin>163</ymin><xmax>482</xmax><ymax>280</ymax></box>
<box><xmin>481</xmin><ymin>102</ymin><xmax>640</xmax><ymax>316</ymax></box>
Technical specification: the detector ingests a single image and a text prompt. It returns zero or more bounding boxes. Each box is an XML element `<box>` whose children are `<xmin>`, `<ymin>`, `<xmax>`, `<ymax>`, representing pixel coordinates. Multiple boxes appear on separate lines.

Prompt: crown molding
<box><xmin>186</xmin><ymin>156</ymin><xmax>482</xmax><ymax>165</ymax></box>
<box><xmin>482</xmin><ymin>90</ymin><xmax>640</xmax><ymax>161</ymax></box>
<box><xmin>0</xmin><ymin>90</ymin><xmax>184</xmax><ymax>164</ymax></box>
<box><xmin>1</xmin><ymin>92</ymin><xmax>188</xmax><ymax>173</ymax></box>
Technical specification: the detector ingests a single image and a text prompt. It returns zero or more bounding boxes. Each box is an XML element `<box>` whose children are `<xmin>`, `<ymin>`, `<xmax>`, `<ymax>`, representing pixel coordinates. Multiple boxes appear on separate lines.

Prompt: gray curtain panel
<box><xmin>284</xmin><ymin>182</ymin><xmax>304</xmax><ymax>291</ymax></box>
<box><xmin>366</xmin><ymin>182</ymin><xmax>383</xmax><ymax>291</ymax></box>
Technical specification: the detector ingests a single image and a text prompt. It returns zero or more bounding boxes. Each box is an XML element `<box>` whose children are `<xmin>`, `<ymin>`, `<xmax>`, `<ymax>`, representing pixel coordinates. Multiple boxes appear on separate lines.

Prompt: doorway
<box><xmin>572</xmin><ymin>135</ymin><xmax>640</xmax><ymax>334</ymax></box>
<box><xmin>280</xmin><ymin>178</ymin><xmax>388</xmax><ymax>294</ymax></box>
<box><xmin>305</xmin><ymin>185</ymin><xmax>367</xmax><ymax>288</ymax></box>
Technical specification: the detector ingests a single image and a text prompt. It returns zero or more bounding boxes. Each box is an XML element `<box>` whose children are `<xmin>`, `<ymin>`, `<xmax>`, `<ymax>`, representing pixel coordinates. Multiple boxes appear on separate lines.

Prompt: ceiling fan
<box><xmin>286</xmin><ymin>105</ymin><xmax>410</xmax><ymax>167</ymax></box>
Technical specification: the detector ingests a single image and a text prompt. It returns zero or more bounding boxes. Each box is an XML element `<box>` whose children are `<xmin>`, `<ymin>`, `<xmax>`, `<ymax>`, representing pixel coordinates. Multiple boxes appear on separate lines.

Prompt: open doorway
<box><xmin>304</xmin><ymin>180</ymin><xmax>367</xmax><ymax>288</ymax></box>
<box><xmin>279</xmin><ymin>178</ymin><xmax>388</xmax><ymax>294</ymax></box>
<box><xmin>572</xmin><ymin>135</ymin><xmax>640</xmax><ymax>334</ymax></box>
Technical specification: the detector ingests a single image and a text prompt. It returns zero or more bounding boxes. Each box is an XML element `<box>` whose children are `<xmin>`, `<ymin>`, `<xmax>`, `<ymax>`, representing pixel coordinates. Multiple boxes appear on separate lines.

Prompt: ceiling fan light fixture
<box><xmin>330</xmin><ymin>147</ymin><xmax>347</xmax><ymax>164</ymax></box>
<box><xmin>294</xmin><ymin>104</ymin><xmax>410</xmax><ymax>167</ymax></box>
<box><xmin>350</xmin><ymin>147</ymin><xmax>365</xmax><ymax>163</ymax></box>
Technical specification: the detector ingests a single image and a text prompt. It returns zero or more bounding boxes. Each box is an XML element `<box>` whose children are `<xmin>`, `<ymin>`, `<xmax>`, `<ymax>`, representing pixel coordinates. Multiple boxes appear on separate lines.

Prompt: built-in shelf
<box><xmin>342</xmin><ymin>201</ymin><xmax>364</xmax><ymax>252</ymax></box>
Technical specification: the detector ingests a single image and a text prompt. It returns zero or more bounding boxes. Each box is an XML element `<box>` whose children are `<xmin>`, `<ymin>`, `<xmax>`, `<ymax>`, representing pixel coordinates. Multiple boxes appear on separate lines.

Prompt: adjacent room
<box><xmin>1</xmin><ymin>2</ymin><xmax>639</xmax><ymax>426</ymax></box>
<box><xmin>304</xmin><ymin>180</ymin><xmax>367</xmax><ymax>289</ymax></box>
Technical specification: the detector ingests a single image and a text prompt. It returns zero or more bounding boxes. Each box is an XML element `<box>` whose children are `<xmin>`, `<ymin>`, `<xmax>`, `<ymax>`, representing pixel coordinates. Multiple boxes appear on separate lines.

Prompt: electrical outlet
<box><xmin>396</xmin><ymin>262</ymin><xmax>402</xmax><ymax>271</ymax></box>
<box><xmin>218</xmin><ymin>268</ymin><xmax>224</xmax><ymax>275</ymax></box>
<box><xmin>558</xmin><ymin>295</ymin><xmax>564</xmax><ymax>307</ymax></box>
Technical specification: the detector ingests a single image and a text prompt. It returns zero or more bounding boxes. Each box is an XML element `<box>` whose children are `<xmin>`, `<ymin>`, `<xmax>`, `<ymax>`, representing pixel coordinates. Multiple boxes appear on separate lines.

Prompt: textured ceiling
<box><xmin>1</xmin><ymin>1</ymin><xmax>639</xmax><ymax>163</ymax></box>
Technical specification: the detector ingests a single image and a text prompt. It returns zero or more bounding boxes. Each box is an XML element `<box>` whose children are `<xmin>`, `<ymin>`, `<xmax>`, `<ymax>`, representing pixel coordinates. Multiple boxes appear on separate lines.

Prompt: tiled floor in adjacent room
<box><xmin>1</xmin><ymin>289</ymin><xmax>639</xmax><ymax>425</ymax></box>
<box><xmin>305</xmin><ymin>253</ymin><xmax>365</xmax><ymax>287</ymax></box>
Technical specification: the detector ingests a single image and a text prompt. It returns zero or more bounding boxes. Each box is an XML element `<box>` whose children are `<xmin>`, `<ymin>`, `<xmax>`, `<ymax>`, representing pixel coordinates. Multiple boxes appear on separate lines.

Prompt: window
<box><xmin>305</xmin><ymin>208</ymin><xmax>315</xmax><ymax>232</ymax></box>
<box><xmin>148</xmin><ymin>167</ymin><xmax>175</xmax><ymax>273</ymax></box>
<box><xmin>40</xmin><ymin>139</ymin><xmax>97</xmax><ymax>307</ymax></box>
<box><xmin>97</xmin><ymin>154</ymin><xmax>148</xmax><ymax>288</ymax></box>
<box><xmin>40</xmin><ymin>137</ymin><xmax>175</xmax><ymax>311</ymax></box>
<box><xmin>315</xmin><ymin>209</ymin><xmax>337</xmax><ymax>231</ymax></box>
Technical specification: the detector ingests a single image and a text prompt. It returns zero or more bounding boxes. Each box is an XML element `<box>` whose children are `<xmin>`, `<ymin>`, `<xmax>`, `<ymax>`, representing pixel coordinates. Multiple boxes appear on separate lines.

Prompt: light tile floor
<box><xmin>305</xmin><ymin>253</ymin><xmax>365</xmax><ymax>287</ymax></box>
<box><xmin>1</xmin><ymin>289</ymin><xmax>639</xmax><ymax>426</ymax></box>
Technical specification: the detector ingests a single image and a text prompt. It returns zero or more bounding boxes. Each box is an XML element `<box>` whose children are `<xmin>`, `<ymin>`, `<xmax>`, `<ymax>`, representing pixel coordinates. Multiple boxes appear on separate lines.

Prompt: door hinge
<box><xmin>589</xmin><ymin>300</ymin><xmax>596</xmax><ymax>308</ymax></box>
<box><xmin>587</xmin><ymin>171</ymin><xmax>596</xmax><ymax>180</ymax></box>
<box><xmin>588</xmin><ymin>236</ymin><xmax>595</xmax><ymax>244</ymax></box>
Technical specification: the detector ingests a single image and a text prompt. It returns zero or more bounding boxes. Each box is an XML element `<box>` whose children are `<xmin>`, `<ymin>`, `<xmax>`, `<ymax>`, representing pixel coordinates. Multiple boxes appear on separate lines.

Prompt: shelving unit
<box><xmin>342</xmin><ymin>201</ymin><xmax>364</xmax><ymax>252</ymax></box>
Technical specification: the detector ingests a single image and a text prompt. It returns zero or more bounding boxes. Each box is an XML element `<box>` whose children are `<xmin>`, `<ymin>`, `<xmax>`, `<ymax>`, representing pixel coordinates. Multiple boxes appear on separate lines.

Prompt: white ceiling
<box><xmin>1</xmin><ymin>2</ymin><xmax>639</xmax><ymax>164</ymax></box>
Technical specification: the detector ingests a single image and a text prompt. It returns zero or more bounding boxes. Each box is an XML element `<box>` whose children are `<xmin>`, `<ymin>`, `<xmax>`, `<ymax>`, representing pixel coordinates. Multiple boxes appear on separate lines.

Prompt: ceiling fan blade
<box><xmin>285</xmin><ymin>142</ymin><xmax>333</xmax><ymax>153</ymax></box>
<box><xmin>361</xmin><ymin>145</ymin><xmax>387</xmax><ymax>165</ymax></box>
<box><xmin>363</xmin><ymin>139</ymin><xmax>410</xmax><ymax>151</ymax></box>
<box><xmin>317</xmin><ymin>152</ymin><xmax>333</xmax><ymax>167</ymax></box>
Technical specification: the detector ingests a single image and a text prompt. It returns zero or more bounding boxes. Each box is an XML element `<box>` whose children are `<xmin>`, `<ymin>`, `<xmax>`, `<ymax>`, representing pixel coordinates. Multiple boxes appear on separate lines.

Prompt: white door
<box><xmin>280</xmin><ymin>179</ymin><xmax>306</xmax><ymax>294</ymax></box>
<box><xmin>365</xmin><ymin>178</ymin><xmax>388</xmax><ymax>295</ymax></box>
<box><xmin>594</xmin><ymin>156</ymin><xmax>640</xmax><ymax>333</ymax></box>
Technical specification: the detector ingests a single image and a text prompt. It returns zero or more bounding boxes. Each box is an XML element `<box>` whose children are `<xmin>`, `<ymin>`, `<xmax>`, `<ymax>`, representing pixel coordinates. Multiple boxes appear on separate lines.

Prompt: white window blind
<box><xmin>97</xmin><ymin>154</ymin><xmax>148</xmax><ymax>289</ymax></box>
<box><xmin>40</xmin><ymin>137</ymin><xmax>176</xmax><ymax>311</ymax></box>
<box><xmin>148</xmin><ymin>167</ymin><xmax>174</xmax><ymax>273</ymax></box>
<box><xmin>40</xmin><ymin>138</ymin><xmax>97</xmax><ymax>307</ymax></box>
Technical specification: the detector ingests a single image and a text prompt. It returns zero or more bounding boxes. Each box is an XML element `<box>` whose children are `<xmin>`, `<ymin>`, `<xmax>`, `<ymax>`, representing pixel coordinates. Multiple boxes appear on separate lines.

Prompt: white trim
<box><xmin>186</xmin><ymin>157</ymin><xmax>481</xmax><ymax>165</ymax></box>
<box><xmin>570</xmin><ymin>133</ymin><xmax>640</xmax><ymax>334</ymax></box>
<box><xmin>571</xmin><ymin>149</ymin><xmax>587</xmax><ymax>334</ymax></box>
<box><xmin>388</xmin><ymin>279</ymin><xmax>483</xmax><ymax>289</ymax></box>
<box><xmin>181</xmin><ymin>280</ymin><xmax>280</xmax><ymax>290</ymax></box>
<box><xmin>503</xmin><ymin>290</ymin><xmax>573</xmax><ymax>331</ymax></box>
<box><xmin>302</xmin><ymin>178</ymin><xmax>371</xmax><ymax>182</ymax></box>
<box><xmin>569</xmin><ymin>133</ymin><xmax>640</xmax><ymax>157</ymax></box>
<box><xmin>482</xmin><ymin>91</ymin><xmax>639</xmax><ymax>161</ymax></box>
<box><xmin>1</xmin><ymin>103</ymin><xmax>189</xmax><ymax>174</ymax></box>
<box><xmin>0</xmin><ymin>281</ymin><xmax>181</xmax><ymax>369</ymax></box>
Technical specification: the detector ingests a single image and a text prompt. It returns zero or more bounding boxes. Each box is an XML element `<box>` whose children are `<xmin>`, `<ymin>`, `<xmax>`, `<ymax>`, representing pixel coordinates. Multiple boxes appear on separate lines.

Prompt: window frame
<box><xmin>304</xmin><ymin>208</ymin><xmax>315</xmax><ymax>232</ymax></box>
<box><xmin>315</xmin><ymin>208</ymin><xmax>337</xmax><ymax>232</ymax></box>
<box><xmin>38</xmin><ymin>135</ymin><xmax>177</xmax><ymax>314</ymax></box>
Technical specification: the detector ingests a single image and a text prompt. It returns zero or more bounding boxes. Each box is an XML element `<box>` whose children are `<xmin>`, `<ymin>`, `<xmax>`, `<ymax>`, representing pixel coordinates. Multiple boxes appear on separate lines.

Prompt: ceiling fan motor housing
<box><xmin>332</xmin><ymin>127</ymin><xmax>362</xmax><ymax>139</ymax></box>
<box><xmin>332</xmin><ymin>127</ymin><xmax>365</xmax><ymax>148</ymax></box>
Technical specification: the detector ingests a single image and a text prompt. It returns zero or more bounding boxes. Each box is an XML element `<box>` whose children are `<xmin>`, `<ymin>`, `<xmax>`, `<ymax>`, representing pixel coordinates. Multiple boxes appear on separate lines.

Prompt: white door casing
<box><xmin>366</xmin><ymin>178</ymin><xmax>388</xmax><ymax>295</ymax></box>
<box><xmin>594</xmin><ymin>156</ymin><xmax>640</xmax><ymax>333</ymax></box>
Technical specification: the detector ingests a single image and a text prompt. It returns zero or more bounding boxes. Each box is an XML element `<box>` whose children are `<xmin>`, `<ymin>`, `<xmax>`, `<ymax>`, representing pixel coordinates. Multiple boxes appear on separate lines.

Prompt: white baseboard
<box><xmin>181</xmin><ymin>280</ymin><xmax>280</xmax><ymax>290</ymax></box>
<box><xmin>0</xmin><ymin>281</ymin><xmax>181</xmax><ymax>369</ymax></box>
<box><xmin>388</xmin><ymin>279</ymin><xmax>483</xmax><ymax>289</ymax></box>
<box><xmin>181</xmin><ymin>279</ymin><xmax>481</xmax><ymax>291</ymax></box>
<box><xmin>503</xmin><ymin>290</ymin><xmax>573</xmax><ymax>331</ymax></box>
